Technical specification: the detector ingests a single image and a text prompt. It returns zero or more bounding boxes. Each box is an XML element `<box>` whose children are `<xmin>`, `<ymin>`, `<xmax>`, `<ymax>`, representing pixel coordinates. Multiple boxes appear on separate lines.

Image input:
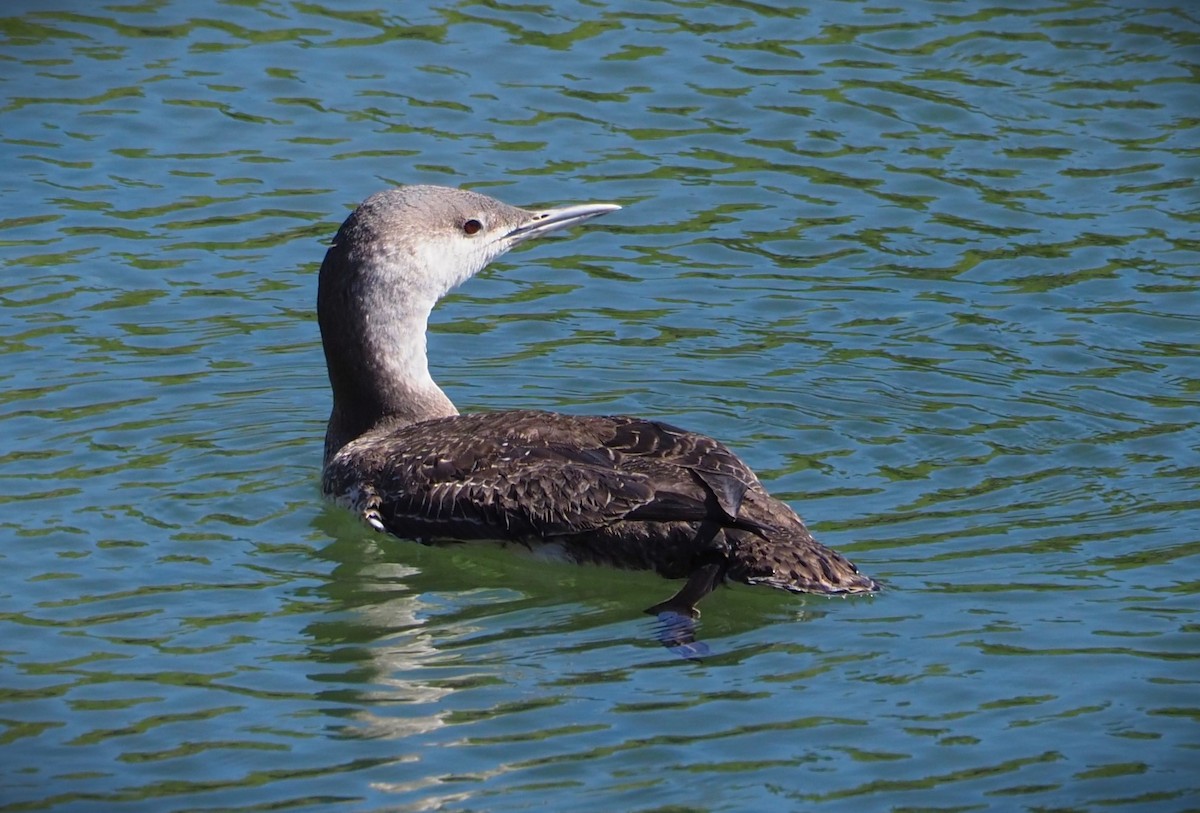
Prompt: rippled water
<box><xmin>2</xmin><ymin>1</ymin><xmax>1198</xmax><ymax>810</ymax></box>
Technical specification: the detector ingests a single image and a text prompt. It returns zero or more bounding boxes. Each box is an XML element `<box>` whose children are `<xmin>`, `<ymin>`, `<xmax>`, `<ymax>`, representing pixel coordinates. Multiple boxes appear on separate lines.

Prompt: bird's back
<box><xmin>322</xmin><ymin>409</ymin><xmax>877</xmax><ymax>596</ymax></box>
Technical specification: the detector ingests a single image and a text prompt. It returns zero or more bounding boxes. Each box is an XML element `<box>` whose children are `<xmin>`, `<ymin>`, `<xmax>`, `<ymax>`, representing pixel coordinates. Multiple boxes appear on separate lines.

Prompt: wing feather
<box><xmin>322</xmin><ymin>409</ymin><xmax>759</xmax><ymax>541</ymax></box>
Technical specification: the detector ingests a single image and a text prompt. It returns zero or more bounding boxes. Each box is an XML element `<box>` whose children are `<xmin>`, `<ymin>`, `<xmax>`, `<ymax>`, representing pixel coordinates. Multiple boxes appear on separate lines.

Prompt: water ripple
<box><xmin>1</xmin><ymin>0</ymin><xmax>1198</xmax><ymax>811</ymax></box>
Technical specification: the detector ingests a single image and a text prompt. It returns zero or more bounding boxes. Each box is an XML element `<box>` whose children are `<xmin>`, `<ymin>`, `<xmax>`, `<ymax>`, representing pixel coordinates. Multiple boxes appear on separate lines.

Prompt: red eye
<box><xmin>463</xmin><ymin>219</ymin><xmax>482</xmax><ymax>235</ymax></box>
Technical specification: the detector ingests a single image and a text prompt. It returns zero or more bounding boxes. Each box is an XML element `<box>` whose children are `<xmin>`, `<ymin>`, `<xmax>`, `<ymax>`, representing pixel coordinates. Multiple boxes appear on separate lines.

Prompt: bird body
<box><xmin>317</xmin><ymin>185</ymin><xmax>876</xmax><ymax>615</ymax></box>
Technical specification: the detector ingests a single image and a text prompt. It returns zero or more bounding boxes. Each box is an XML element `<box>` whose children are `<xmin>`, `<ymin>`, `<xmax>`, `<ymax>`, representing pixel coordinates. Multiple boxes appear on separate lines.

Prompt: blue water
<box><xmin>1</xmin><ymin>1</ymin><xmax>1198</xmax><ymax>811</ymax></box>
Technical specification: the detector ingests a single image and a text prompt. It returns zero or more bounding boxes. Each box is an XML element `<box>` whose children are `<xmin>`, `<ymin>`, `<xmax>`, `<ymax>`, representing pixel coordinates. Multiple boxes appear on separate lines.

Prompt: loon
<box><xmin>318</xmin><ymin>184</ymin><xmax>877</xmax><ymax>616</ymax></box>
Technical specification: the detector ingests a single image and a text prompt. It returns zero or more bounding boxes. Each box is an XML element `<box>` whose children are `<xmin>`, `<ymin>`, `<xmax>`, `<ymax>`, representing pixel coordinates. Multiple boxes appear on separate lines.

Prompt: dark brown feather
<box><xmin>323</xmin><ymin>409</ymin><xmax>878</xmax><ymax>603</ymax></box>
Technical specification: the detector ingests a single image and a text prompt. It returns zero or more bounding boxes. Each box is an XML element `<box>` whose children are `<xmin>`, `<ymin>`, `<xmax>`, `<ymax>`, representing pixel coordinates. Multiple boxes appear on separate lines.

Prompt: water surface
<box><xmin>1</xmin><ymin>2</ymin><xmax>1198</xmax><ymax>811</ymax></box>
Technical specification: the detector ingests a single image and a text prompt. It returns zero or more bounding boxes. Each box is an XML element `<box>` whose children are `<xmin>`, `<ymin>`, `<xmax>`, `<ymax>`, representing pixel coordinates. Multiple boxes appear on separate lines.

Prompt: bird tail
<box><xmin>725</xmin><ymin>526</ymin><xmax>879</xmax><ymax>595</ymax></box>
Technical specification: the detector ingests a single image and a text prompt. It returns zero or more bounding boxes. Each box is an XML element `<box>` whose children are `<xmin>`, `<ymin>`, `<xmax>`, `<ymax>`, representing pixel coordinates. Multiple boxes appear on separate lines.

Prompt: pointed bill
<box><xmin>505</xmin><ymin>202</ymin><xmax>621</xmax><ymax>245</ymax></box>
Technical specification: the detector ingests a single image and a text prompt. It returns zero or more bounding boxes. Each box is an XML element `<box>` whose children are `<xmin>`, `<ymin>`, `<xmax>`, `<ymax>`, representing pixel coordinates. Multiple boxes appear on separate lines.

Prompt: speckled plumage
<box><xmin>317</xmin><ymin>185</ymin><xmax>877</xmax><ymax>615</ymax></box>
<box><xmin>324</xmin><ymin>409</ymin><xmax>874</xmax><ymax>597</ymax></box>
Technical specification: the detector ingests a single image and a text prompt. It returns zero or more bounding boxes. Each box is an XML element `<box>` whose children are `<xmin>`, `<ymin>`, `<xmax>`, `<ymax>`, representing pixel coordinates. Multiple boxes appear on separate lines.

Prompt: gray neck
<box><xmin>318</xmin><ymin>249</ymin><xmax>458</xmax><ymax>466</ymax></box>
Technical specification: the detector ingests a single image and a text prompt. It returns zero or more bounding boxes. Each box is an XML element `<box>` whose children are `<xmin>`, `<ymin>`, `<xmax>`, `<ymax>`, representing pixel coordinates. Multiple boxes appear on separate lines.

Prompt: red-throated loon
<box><xmin>318</xmin><ymin>185</ymin><xmax>877</xmax><ymax>616</ymax></box>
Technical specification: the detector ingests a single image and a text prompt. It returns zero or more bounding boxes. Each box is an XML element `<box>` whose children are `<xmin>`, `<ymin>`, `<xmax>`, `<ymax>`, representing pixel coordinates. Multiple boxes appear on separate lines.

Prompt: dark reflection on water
<box><xmin>1</xmin><ymin>0</ymin><xmax>1198</xmax><ymax>811</ymax></box>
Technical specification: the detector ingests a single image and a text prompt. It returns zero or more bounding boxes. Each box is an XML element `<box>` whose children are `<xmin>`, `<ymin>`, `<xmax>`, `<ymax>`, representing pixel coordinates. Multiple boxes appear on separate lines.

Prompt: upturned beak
<box><xmin>505</xmin><ymin>202</ymin><xmax>621</xmax><ymax>245</ymax></box>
